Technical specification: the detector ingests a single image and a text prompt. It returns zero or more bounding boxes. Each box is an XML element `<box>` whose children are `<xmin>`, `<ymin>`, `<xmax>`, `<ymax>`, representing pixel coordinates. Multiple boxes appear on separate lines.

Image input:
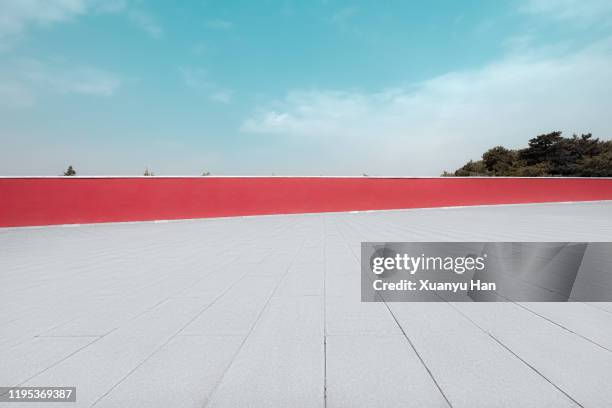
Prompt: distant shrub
<box><xmin>446</xmin><ymin>132</ymin><xmax>612</xmax><ymax>177</ymax></box>
<box><xmin>63</xmin><ymin>165</ymin><xmax>76</xmax><ymax>176</ymax></box>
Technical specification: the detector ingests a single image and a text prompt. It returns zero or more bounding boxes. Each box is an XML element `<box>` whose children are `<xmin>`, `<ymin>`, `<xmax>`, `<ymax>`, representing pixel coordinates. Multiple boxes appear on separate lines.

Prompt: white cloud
<box><xmin>210</xmin><ymin>89</ymin><xmax>233</xmax><ymax>104</ymax></box>
<box><xmin>191</xmin><ymin>42</ymin><xmax>209</xmax><ymax>56</ymax></box>
<box><xmin>22</xmin><ymin>59</ymin><xmax>120</xmax><ymax>96</ymax></box>
<box><xmin>179</xmin><ymin>66</ymin><xmax>233</xmax><ymax>104</ymax></box>
<box><xmin>205</xmin><ymin>19</ymin><xmax>233</xmax><ymax>30</ymax></box>
<box><xmin>90</xmin><ymin>0</ymin><xmax>127</xmax><ymax>13</ymax></box>
<box><xmin>242</xmin><ymin>38</ymin><xmax>612</xmax><ymax>175</ymax></box>
<box><xmin>329</xmin><ymin>6</ymin><xmax>359</xmax><ymax>25</ymax></box>
<box><xmin>520</xmin><ymin>0</ymin><xmax>612</xmax><ymax>23</ymax></box>
<box><xmin>58</xmin><ymin>68</ymin><xmax>121</xmax><ymax>96</ymax></box>
<box><xmin>0</xmin><ymin>0</ymin><xmax>161</xmax><ymax>49</ymax></box>
<box><xmin>127</xmin><ymin>9</ymin><xmax>163</xmax><ymax>39</ymax></box>
<box><xmin>0</xmin><ymin>0</ymin><xmax>87</xmax><ymax>49</ymax></box>
<box><xmin>179</xmin><ymin>66</ymin><xmax>211</xmax><ymax>89</ymax></box>
<box><xmin>0</xmin><ymin>58</ymin><xmax>120</xmax><ymax>107</ymax></box>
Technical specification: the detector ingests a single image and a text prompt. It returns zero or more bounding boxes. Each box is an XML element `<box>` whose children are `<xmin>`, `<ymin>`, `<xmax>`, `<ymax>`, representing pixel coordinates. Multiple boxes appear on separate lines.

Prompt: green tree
<box><xmin>446</xmin><ymin>131</ymin><xmax>611</xmax><ymax>177</ymax></box>
<box><xmin>453</xmin><ymin>160</ymin><xmax>488</xmax><ymax>176</ymax></box>
<box><xmin>63</xmin><ymin>165</ymin><xmax>76</xmax><ymax>176</ymax></box>
<box><xmin>578</xmin><ymin>144</ymin><xmax>612</xmax><ymax>177</ymax></box>
<box><xmin>518</xmin><ymin>131</ymin><xmax>563</xmax><ymax>166</ymax></box>
<box><xmin>511</xmin><ymin>162</ymin><xmax>551</xmax><ymax>177</ymax></box>
<box><xmin>482</xmin><ymin>146</ymin><xmax>517</xmax><ymax>175</ymax></box>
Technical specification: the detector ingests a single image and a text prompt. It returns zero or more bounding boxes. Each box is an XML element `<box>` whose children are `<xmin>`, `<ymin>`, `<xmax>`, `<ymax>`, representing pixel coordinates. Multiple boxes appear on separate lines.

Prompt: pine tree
<box><xmin>63</xmin><ymin>165</ymin><xmax>76</xmax><ymax>176</ymax></box>
<box><xmin>447</xmin><ymin>132</ymin><xmax>611</xmax><ymax>177</ymax></box>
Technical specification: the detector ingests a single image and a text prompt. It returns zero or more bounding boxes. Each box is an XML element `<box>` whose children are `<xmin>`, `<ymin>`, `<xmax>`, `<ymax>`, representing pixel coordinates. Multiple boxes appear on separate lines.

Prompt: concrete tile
<box><xmin>456</xmin><ymin>302</ymin><xmax>612</xmax><ymax>407</ymax></box>
<box><xmin>2</xmin><ymin>202</ymin><xmax>612</xmax><ymax>407</ymax></box>
<box><xmin>21</xmin><ymin>298</ymin><xmax>211</xmax><ymax>407</ymax></box>
<box><xmin>96</xmin><ymin>336</ymin><xmax>243</xmax><ymax>408</ymax></box>
<box><xmin>180</xmin><ymin>276</ymin><xmax>278</xmax><ymax>336</ymax></box>
<box><xmin>326</xmin><ymin>297</ymin><xmax>401</xmax><ymax>336</ymax></box>
<box><xmin>0</xmin><ymin>337</ymin><xmax>98</xmax><ymax>386</ymax></box>
<box><xmin>326</xmin><ymin>335</ymin><xmax>448</xmax><ymax>408</ymax></box>
<box><xmin>389</xmin><ymin>302</ymin><xmax>577</xmax><ymax>408</ymax></box>
<box><xmin>518</xmin><ymin>302</ymin><xmax>612</xmax><ymax>351</ymax></box>
<box><xmin>251</xmin><ymin>295</ymin><xmax>324</xmax><ymax>340</ymax></box>
<box><xmin>275</xmin><ymin>265</ymin><xmax>324</xmax><ymax>297</ymax></box>
<box><xmin>208</xmin><ymin>336</ymin><xmax>324</xmax><ymax>408</ymax></box>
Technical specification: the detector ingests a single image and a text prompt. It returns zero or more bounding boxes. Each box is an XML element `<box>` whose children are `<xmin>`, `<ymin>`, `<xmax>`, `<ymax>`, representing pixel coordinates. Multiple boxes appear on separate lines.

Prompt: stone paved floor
<box><xmin>1</xmin><ymin>201</ymin><xmax>612</xmax><ymax>407</ymax></box>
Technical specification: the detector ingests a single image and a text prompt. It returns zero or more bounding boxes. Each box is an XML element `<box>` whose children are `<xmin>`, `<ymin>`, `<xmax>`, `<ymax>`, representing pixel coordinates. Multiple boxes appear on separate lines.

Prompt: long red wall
<box><xmin>1</xmin><ymin>177</ymin><xmax>611</xmax><ymax>227</ymax></box>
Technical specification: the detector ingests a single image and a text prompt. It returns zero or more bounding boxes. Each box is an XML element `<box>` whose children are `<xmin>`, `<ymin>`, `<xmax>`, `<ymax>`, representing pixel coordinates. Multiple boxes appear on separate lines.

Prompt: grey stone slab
<box><xmin>180</xmin><ymin>276</ymin><xmax>278</xmax><ymax>336</ymax></box>
<box><xmin>0</xmin><ymin>312</ymin><xmax>85</xmax><ymax>349</ymax></box>
<box><xmin>207</xmin><ymin>296</ymin><xmax>325</xmax><ymax>408</ymax></box>
<box><xmin>208</xmin><ymin>335</ymin><xmax>324</xmax><ymax>408</ymax></box>
<box><xmin>20</xmin><ymin>298</ymin><xmax>212</xmax><ymax>407</ymax></box>
<box><xmin>455</xmin><ymin>302</ymin><xmax>612</xmax><ymax>407</ymax></box>
<box><xmin>0</xmin><ymin>337</ymin><xmax>98</xmax><ymax>386</ymax></box>
<box><xmin>324</xmin><ymin>247</ymin><xmax>361</xmax><ymax>299</ymax></box>
<box><xmin>588</xmin><ymin>302</ymin><xmax>612</xmax><ymax>313</ymax></box>
<box><xmin>326</xmin><ymin>297</ymin><xmax>401</xmax><ymax>336</ymax></box>
<box><xmin>0</xmin><ymin>293</ymin><xmax>111</xmax><ymax>348</ymax></box>
<box><xmin>325</xmin><ymin>272</ymin><xmax>361</xmax><ymax>300</ymax></box>
<box><xmin>173</xmin><ymin>264</ymin><xmax>254</xmax><ymax>299</ymax></box>
<box><xmin>95</xmin><ymin>336</ymin><xmax>243</xmax><ymax>408</ymax></box>
<box><xmin>1</xmin><ymin>201</ymin><xmax>612</xmax><ymax>407</ymax></box>
<box><xmin>389</xmin><ymin>302</ymin><xmax>578</xmax><ymax>408</ymax></box>
<box><xmin>250</xmin><ymin>295</ymin><xmax>324</xmax><ymax>340</ymax></box>
<box><xmin>274</xmin><ymin>264</ymin><xmax>324</xmax><ymax>297</ymax></box>
<box><xmin>517</xmin><ymin>302</ymin><xmax>612</xmax><ymax>351</ymax></box>
<box><xmin>42</xmin><ymin>285</ymin><xmax>208</xmax><ymax>337</ymax></box>
<box><xmin>326</xmin><ymin>335</ymin><xmax>448</xmax><ymax>408</ymax></box>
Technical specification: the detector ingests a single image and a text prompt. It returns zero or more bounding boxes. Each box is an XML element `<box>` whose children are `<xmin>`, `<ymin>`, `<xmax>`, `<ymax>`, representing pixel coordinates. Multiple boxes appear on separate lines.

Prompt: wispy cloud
<box><xmin>210</xmin><ymin>89</ymin><xmax>233</xmax><ymax>104</ymax></box>
<box><xmin>0</xmin><ymin>58</ymin><xmax>121</xmax><ymax>107</ymax></box>
<box><xmin>191</xmin><ymin>42</ymin><xmax>209</xmax><ymax>56</ymax></box>
<box><xmin>326</xmin><ymin>6</ymin><xmax>380</xmax><ymax>45</ymax></box>
<box><xmin>520</xmin><ymin>0</ymin><xmax>612</xmax><ymax>23</ymax></box>
<box><xmin>205</xmin><ymin>19</ymin><xmax>233</xmax><ymax>30</ymax></box>
<box><xmin>127</xmin><ymin>8</ymin><xmax>164</xmax><ymax>39</ymax></box>
<box><xmin>329</xmin><ymin>6</ymin><xmax>359</xmax><ymax>25</ymax></box>
<box><xmin>90</xmin><ymin>0</ymin><xmax>127</xmax><ymax>13</ymax></box>
<box><xmin>242</xmin><ymin>38</ymin><xmax>612</xmax><ymax>175</ymax></box>
<box><xmin>178</xmin><ymin>66</ymin><xmax>233</xmax><ymax>103</ymax></box>
<box><xmin>179</xmin><ymin>66</ymin><xmax>211</xmax><ymax>89</ymax></box>
<box><xmin>0</xmin><ymin>0</ymin><xmax>88</xmax><ymax>50</ymax></box>
<box><xmin>0</xmin><ymin>0</ymin><xmax>163</xmax><ymax>49</ymax></box>
<box><xmin>22</xmin><ymin>59</ymin><xmax>121</xmax><ymax>96</ymax></box>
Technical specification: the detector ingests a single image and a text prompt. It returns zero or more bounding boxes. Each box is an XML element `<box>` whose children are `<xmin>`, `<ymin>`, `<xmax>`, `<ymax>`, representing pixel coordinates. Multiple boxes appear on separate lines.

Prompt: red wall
<box><xmin>1</xmin><ymin>177</ymin><xmax>611</xmax><ymax>227</ymax></box>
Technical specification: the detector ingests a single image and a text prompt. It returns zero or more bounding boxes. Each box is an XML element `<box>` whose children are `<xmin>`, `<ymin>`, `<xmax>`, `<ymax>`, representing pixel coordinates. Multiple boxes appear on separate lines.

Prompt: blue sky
<box><xmin>1</xmin><ymin>0</ymin><xmax>612</xmax><ymax>176</ymax></box>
